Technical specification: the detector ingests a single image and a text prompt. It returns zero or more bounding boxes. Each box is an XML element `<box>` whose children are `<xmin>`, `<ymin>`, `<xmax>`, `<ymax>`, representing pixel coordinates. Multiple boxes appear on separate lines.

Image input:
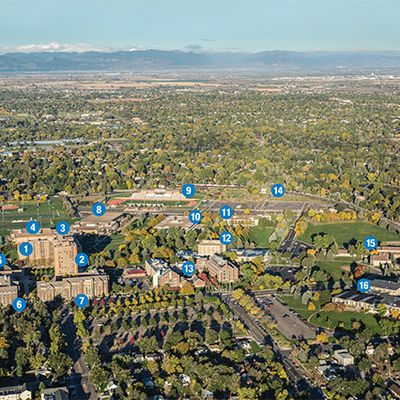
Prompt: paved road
<box><xmin>219</xmin><ymin>293</ymin><xmax>323</xmax><ymax>397</ymax></box>
<box><xmin>221</xmin><ymin>294</ymin><xmax>272</xmax><ymax>345</ymax></box>
<box><xmin>61</xmin><ymin>311</ymin><xmax>97</xmax><ymax>400</ymax></box>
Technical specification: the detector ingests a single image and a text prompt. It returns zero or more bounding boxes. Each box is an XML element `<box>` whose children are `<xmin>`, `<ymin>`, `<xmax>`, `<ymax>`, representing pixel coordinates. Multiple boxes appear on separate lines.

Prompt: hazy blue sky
<box><xmin>1</xmin><ymin>0</ymin><xmax>399</xmax><ymax>52</ymax></box>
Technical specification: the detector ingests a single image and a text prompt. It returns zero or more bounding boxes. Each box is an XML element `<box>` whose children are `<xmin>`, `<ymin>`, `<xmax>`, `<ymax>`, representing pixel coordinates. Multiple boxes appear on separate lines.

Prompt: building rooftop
<box><xmin>0</xmin><ymin>384</ymin><xmax>29</xmax><ymax>395</ymax></box>
<box><xmin>155</xmin><ymin>215</ymin><xmax>193</xmax><ymax>230</ymax></box>
<box><xmin>370</xmin><ymin>279</ymin><xmax>400</xmax><ymax>291</ymax></box>
<box><xmin>0</xmin><ymin>275</ymin><xmax>12</xmax><ymax>287</ymax></box>
<box><xmin>146</xmin><ymin>258</ymin><xmax>169</xmax><ymax>268</ymax></box>
<box><xmin>41</xmin><ymin>387</ymin><xmax>69</xmax><ymax>400</ymax></box>
<box><xmin>199</xmin><ymin>240</ymin><xmax>223</xmax><ymax>246</ymax></box>
<box><xmin>371</xmin><ymin>253</ymin><xmax>390</xmax><ymax>261</ymax></box>
<box><xmin>76</xmin><ymin>211</ymin><xmax>124</xmax><ymax>224</ymax></box>
<box><xmin>10</xmin><ymin>228</ymin><xmax>55</xmax><ymax>239</ymax></box>
<box><xmin>333</xmin><ymin>290</ymin><xmax>377</xmax><ymax>305</ymax></box>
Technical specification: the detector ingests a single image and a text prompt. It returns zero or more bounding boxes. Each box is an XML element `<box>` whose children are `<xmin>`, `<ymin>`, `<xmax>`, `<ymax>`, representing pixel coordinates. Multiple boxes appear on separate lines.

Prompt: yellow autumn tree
<box><xmin>307</xmin><ymin>301</ymin><xmax>316</xmax><ymax>311</ymax></box>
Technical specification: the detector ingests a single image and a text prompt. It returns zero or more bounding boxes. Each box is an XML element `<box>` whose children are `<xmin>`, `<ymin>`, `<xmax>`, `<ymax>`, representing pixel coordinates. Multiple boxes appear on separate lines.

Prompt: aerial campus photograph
<box><xmin>0</xmin><ymin>1</ymin><xmax>400</xmax><ymax>400</ymax></box>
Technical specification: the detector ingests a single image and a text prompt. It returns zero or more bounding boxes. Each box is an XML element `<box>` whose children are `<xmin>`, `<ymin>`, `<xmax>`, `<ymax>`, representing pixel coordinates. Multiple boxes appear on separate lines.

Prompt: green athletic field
<box><xmin>299</xmin><ymin>221</ymin><xmax>400</xmax><ymax>247</ymax></box>
<box><xmin>0</xmin><ymin>198</ymin><xmax>74</xmax><ymax>236</ymax></box>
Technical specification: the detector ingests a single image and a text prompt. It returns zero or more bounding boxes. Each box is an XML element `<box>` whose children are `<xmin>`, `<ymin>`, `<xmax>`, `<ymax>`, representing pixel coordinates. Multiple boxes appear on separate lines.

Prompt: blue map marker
<box><xmin>92</xmin><ymin>202</ymin><xmax>106</xmax><ymax>217</ymax></box>
<box><xmin>271</xmin><ymin>184</ymin><xmax>285</xmax><ymax>198</ymax></box>
<box><xmin>189</xmin><ymin>209</ymin><xmax>203</xmax><ymax>224</ymax></box>
<box><xmin>220</xmin><ymin>231</ymin><xmax>234</xmax><ymax>245</ymax></box>
<box><xmin>12</xmin><ymin>298</ymin><xmax>27</xmax><ymax>312</ymax></box>
<box><xmin>26</xmin><ymin>220</ymin><xmax>41</xmax><ymax>234</ymax></box>
<box><xmin>75</xmin><ymin>294</ymin><xmax>89</xmax><ymax>308</ymax></box>
<box><xmin>56</xmin><ymin>221</ymin><xmax>70</xmax><ymax>235</ymax></box>
<box><xmin>19</xmin><ymin>242</ymin><xmax>33</xmax><ymax>257</ymax></box>
<box><xmin>357</xmin><ymin>278</ymin><xmax>370</xmax><ymax>293</ymax></box>
<box><xmin>182</xmin><ymin>261</ymin><xmax>196</xmax><ymax>277</ymax></box>
<box><xmin>182</xmin><ymin>184</ymin><xmax>196</xmax><ymax>198</ymax></box>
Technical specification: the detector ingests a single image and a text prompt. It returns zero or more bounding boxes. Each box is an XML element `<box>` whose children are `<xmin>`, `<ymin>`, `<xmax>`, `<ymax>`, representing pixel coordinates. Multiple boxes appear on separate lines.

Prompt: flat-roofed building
<box><xmin>54</xmin><ymin>236</ymin><xmax>78</xmax><ymax>276</ymax></box>
<box><xmin>370</xmin><ymin>253</ymin><xmax>390</xmax><ymax>267</ymax></box>
<box><xmin>0</xmin><ymin>384</ymin><xmax>32</xmax><ymax>400</ymax></box>
<box><xmin>10</xmin><ymin>229</ymin><xmax>79</xmax><ymax>276</ymax></box>
<box><xmin>72</xmin><ymin>212</ymin><xmax>127</xmax><ymax>235</ymax></box>
<box><xmin>333</xmin><ymin>349</ymin><xmax>354</xmax><ymax>366</ymax></box>
<box><xmin>228</xmin><ymin>215</ymin><xmax>261</xmax><ymax>226</ymax></box>
<box><xmin>128</xmin><ymin>189</ymin><xmax>186</xmax><ymax>202</ymax></box>
<box><xmin>370</xmin><ymin>279</ymin><xmax>400</xmax><ymax>296</ymax></box>
<box><xmin>332</xmin><ymin>290</ymin><xmax>378</xmax><ymax>311</ymax></box>
<box><xmin>145</xmin><ymin>258</ymin><xmax>169</xmax><ymax>277</ymax></box>
<box><xmin>197</xmin><ymin>240</ymin><xmax>226</xmax><ymax>257</ymax></box>
<box><xmin>154</xmin><ymin>215</ymin><xmax>193</xmax><ymax>230</ymax></box>
<box><xmin>0</xmin><ymin>275</ymin><xmax>19</xmax><ymax>306</ymax></box>
<box><xmin>10</xmin><ymin>228</ymin><xmax>55</xmax><ymax>266</ymax></box>
<box><xmin>379</xmin><ymin>245</ymin><xmax>400</xmax><ymax>257</ymax></box>
<box><xmin>230</xmin><ymin>248</ymin><xmax>269</xmax><ymax>262</ymax></box>
<box><xmin>36</xmin><ymin>271</ymin><xmax>109</xmax><ymax>302</ymax></box>
<box><xmin>199</xmin><ymin>255</ymin><xmax>239</xmax><ymax>283</ymax></box>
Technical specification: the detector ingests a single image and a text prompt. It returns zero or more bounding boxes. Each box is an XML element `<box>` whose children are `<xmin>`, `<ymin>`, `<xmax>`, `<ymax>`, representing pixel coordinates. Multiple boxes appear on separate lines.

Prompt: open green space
<box><xmin>0</xmin><ymin>197</ymin><xmax>75</xmax><ymax>236</ymax></box>
<box><xmin>299</xmin><ymin>221</ymin><xmax>400</xmax><ymax>247</ymax></box>
<box><xmin>314</xmin><ymin>260</ymin><xmax>350</xmax><ymax>281</ymax></box>
<box><xmin>280</xmin><ymin>294</ymin><xmax>382</xmax><ymax>334</ymax></box>
<box><xmin>310</xmin><ymin>311</ymin><xmax>381</xmax><ymax>335</ymax></box>
<box><xmin>248</xmin><ymin>226</ymin><xmax>275</xmax><ymax>247</ymax></box>
<box><xmin>279</xmin><ymin>294</ymin><xmax>315</xmax><ymax>320</ymax></box>
<box><xmin>104</xmin><ymin>234</ymin><xmax>126</xmax><ymax>251</ymax></box>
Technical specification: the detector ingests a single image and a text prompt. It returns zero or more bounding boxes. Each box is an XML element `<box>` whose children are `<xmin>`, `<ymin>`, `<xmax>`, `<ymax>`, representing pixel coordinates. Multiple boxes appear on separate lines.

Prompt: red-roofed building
<box><xmin>192</xmin><ymin>275</ymin><xmax>206</xmax><ymax>288</ymax></box>
<box><xmin>198</xmin><ymin>272</ymin><xmax>210</xmax><ymax>283</ymax></box>
<box><xmin>122</xmin><ymin>268</ymin><xmax>146</xmax><ymax>280</ymax></box>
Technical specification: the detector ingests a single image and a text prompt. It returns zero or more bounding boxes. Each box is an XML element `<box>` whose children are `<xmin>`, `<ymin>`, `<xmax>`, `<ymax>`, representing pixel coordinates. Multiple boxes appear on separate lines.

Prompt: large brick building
<box><xmin>36</xmin><ymin>271</ymin><xmax>109</xmax><ymax>302</ymax></box>
<box><xmin>0</xmin><ymin>275</ymin><xmax>19</xmax><ymax>307</ymax></box>
<box><xmin>197</xmin><ymin>255</ymin><xmax>239</xmax><ymax>283</ymax></box>
<box><xmin>53</xmin><ymin>236</ymin><xmax>78</xmax><ymax>276</ymax></box>
<box><xmin>10</xmin><ymin>229</ymin><xmax>79</xmax><ymax>276</ymax></box>
<box><xmin>145</xmin><ymin>259</ymin><xmax>181</xmax><ymax>288</ymax></box>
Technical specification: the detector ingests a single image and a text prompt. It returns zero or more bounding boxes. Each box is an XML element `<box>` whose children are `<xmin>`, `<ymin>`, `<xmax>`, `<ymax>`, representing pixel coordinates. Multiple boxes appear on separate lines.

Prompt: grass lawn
<box><xmin>248</xmin><ymin>226</ymin><xmax>275</xmax><ymax>247</ymax></box>
<box><xmin>249</xmin><ymin>340</ymin><xmax>261</xmax><ymax>354</ymax></box>
<box><xmin>279</xmin><ymin>294</ymin><xmax>315</xmax><ymax>319</ymax></box>
<box><xmin>0</xmin><ymin>197</ymin><xmax>75</xmax><ymax>235</ymax></box>
<box><xmin>105</xmin><ymin>234</ymin><xmax>126</xmax><ymax>251</ymax></box>
<box><xmin>309</xmin><ymin>311</ymin><xmax>381</xmax><ymax>335</ymax></box>
<box><xmin>280</xmin><ymin>294</ymin><xmax>382</xmax><ymax>334</ymax></box>
<box><xmin>299</xmin><ymin>221</ymin><xmax>400</xmax><ymax>247</ymax></box>
<box><xmin>314</xmin><ymin>260</ymin><xmax>349</xmax><ymax>281</ymax></box>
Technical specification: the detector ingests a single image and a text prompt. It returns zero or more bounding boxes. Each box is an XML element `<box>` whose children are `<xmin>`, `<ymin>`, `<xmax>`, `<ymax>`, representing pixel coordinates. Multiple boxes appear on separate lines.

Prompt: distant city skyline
<box><xmin>1</xmin><ymin>0</ymin><xmax>400</xmax><ymax>52</ymax></box>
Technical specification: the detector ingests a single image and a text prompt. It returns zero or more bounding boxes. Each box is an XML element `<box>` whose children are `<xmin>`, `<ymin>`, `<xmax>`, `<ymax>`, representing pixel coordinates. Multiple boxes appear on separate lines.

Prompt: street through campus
<box><xmin>220</xmin><ymin>293</ymin><xmax>325</xmax><ymax>398</ymax></box>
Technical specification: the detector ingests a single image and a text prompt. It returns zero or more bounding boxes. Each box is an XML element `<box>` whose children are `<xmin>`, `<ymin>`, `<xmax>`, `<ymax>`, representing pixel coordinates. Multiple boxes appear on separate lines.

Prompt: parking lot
<box><xmin>257</xmin><ymin>295</ymin><xmax>316</xmax><ymax>340</ymax></box>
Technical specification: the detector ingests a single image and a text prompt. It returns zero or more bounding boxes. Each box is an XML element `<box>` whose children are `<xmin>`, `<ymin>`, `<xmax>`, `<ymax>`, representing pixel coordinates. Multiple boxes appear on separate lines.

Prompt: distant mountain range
<box><xmin>1</xmin><ymin>50</ymin><xmax>400</xmax><ymax>74</ymax></box>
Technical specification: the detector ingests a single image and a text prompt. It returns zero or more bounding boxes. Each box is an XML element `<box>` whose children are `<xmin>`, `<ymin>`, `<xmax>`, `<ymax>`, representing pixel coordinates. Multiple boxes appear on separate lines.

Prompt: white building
<box><xmin>333</xmin><ymin>349</ymin><xmax>354</xmax><ymax>366</ymax></box>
